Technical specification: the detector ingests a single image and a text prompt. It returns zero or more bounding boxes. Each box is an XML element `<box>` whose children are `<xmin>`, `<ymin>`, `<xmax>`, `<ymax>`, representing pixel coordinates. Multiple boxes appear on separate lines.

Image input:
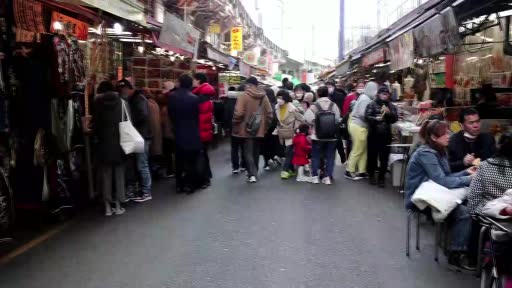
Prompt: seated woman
<box><xmin>468</xmin><ymin>132</ymin><xmax>512</xmax><ymax>217</ymax></box>
<box><xmin>405</xmin><ymin>120</ymin><xmax>475</xmax><ymax>270</ymax></box>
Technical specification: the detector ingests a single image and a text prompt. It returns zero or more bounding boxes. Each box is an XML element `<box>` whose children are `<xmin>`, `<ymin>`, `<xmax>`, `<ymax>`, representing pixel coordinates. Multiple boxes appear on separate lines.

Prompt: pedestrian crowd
<box><xmin>89</xmin><ymin>72</ymin><xmax>512</xmax><ymax>277</ymax></box>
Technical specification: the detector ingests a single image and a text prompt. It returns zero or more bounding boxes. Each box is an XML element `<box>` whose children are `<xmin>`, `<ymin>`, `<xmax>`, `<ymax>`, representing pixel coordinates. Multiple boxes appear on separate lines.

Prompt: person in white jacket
<box><xmin>468</xmin><ymin>132</ymin><xmax>512</xmax><ymax>217</ymax></box>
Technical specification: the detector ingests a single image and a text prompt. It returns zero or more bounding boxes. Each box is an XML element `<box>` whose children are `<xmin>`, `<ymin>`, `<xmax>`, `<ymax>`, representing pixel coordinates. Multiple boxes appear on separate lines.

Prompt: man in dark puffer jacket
<box><xmin>365</xmin><ymin>86</ymin><xmax>398</xmax><ymax>187</ymax></box>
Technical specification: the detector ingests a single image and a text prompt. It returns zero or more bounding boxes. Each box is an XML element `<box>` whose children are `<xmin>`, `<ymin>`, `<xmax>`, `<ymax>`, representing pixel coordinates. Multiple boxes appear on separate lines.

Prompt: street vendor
<box><xmin>448</xmin><ymin>108</ymin><xmax>496</xmax><ymax>172</ymax></box>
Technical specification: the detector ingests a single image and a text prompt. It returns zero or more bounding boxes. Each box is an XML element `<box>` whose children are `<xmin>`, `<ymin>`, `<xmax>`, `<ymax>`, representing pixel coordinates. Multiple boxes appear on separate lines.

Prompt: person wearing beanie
<box><xmin>232</xmin><ymin>77</ymin><xmax>274</xmax><ymax>183</ymax></box>
<box><xmin>364</xmin><ymin>85</ymin><xmax>398</xmax><ymax>187</ymax></box>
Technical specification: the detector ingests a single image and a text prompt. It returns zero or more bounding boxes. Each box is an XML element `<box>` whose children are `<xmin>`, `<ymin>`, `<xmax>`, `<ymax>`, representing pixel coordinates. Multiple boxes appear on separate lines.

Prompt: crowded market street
<box><xmin>0</xmin><ymin>143</ymin><xmax>478</xmax><ymax>288</ymax></box>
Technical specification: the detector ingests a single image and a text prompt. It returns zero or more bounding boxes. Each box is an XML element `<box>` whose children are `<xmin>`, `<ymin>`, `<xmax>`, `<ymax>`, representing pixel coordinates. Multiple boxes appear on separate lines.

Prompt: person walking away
<box><xmin>365</xmin><ymin>86</ymin><xmax>398</xmax><ymax>187</ymax></box>
<box><xmin>345</xmin><ymin>81</ymin><xmax>378</xmax><ymax>180</ymax></box>
<box><xmin>192</xmin><ymin>73</ymin><xmax>215</xmax><ymax>188</ymax></box>
<box><xmin>118</xmin><ymin>79</ymin><xmax>153</xmax><ymax>202</ymax></box>
<box><xmin>168</xmin><ymin>74</ymin><xmax>202</xmax><ymax>193</ymax></box>
<box><xmin>160</xmin><ymin>81</ymin><xmax>176</xmax><ymax>177</ymax></box>
<box><xmin>275</xmin><ymin>89</ymin><xmax>304</xmax><ymax>179</ymax></box>
<box><xmin>405</xmin><ymin>120</ymin><xmax>475</xmax><ymax>271</ymax></box>
<box><xmin>143</xmin><ymin>88</ymin><xmax>163</xmax><ymax>178</ymax></box>
<box><xmin>225</xmin><ymin>86</ymin><xmax>247</xmax><ymax>174</ymax></box>
<box><xmin>326</xmin><ymin>80</ymin><xmax>347</xmax><ymax>165</ymax></box>
<box><xmin>292</xmin><ymin>124</ymin><xmax>312</xmax><ymax>182</ymax></box>
<box><xmin>232</xmin><ymin>77</ymin><xmax>273</xmax><ymax>183</ymax></box>
<box><xmin>92</xmin><ymin>81</ymin><xmax>126</xmax><ymax>216</ymax></box>
<box><xmin>448</xmin><ymin>108</ymin><xmax>496</xmax><ymax>173</ymax></box>
<box><xmin>304</xmin><ymin>86</ymin><xmax>340</xmax><ymax>185</ymax></box>
<box><xmin>300</xmin><ymin>92</ymin><xmax>315</xmax><ymax>111</ymax></box>
<box><xmin>262</xmin><ymin>88</ymin><xmax>280</xmax><ymax>170</ymax></box>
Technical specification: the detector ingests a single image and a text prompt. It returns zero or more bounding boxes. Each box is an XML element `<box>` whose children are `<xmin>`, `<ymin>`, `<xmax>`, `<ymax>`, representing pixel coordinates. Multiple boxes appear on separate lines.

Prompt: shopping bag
<box><xmin>411</xmin><ymin>180</ymin><xmax>468</xmax><ymax>222</ymax></box>
<box><xmin>119</xmin><ymin>100</ymin><xmax>145</xmax><ymax>154</ymax></box>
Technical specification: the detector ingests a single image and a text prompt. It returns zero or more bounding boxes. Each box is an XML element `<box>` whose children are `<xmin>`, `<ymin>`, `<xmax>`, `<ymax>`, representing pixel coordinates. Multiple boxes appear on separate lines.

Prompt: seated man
<box><xmin>448</xmin><ymin>108</ymin><xmax>496</xmax><ymax>173</ymax></box>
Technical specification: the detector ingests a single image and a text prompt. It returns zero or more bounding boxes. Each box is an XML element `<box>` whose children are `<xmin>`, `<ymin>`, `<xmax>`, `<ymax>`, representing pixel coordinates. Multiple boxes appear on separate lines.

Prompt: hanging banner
<box><xmin>362</xmin><ymin>48</ymin><xmax>386</xmax><ymax>67</ymax></box>
<box><xmin>231</xmin><ymin>26</ymin><xmax>243</xmax><ymax>51</ymax></box>
<box><xmin>243</xmin><ymin>51</ymin><xmax>256</xmax><ymax>65</ymax></box>
<box><xmin>159</xmin><ymin>12</ymin><xmax>200</xmax><ymax>58</ymax></box>
<box><xmin>413</xmin><ymin>7</ymin><xmax>460</xmax><ymax>57</ymax></box>
<box><xmin>208</xmin><ymin>23</ymin><xmax>221</xmax><ymax>34</ymax></box>
<box><xmin>257</xmin><ymin>56</ymin><xmax>267</xmax><ymax>68</ymax></box>
<box><xmin>50</xmin><ymin>12</ymin><xmax>89</xmax><ymax>41</ymax></box>
<box><xmin>389</xmin><ymin>31</ymin><xmax>414</xmax><ymax>71</ymax></box>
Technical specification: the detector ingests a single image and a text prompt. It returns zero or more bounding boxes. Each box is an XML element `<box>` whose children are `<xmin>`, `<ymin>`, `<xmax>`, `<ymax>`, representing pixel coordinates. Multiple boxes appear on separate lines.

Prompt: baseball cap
<box><xmin>117</xmin><ymin>78</ymin><xmax>133</xmax><ymax>90</ymax></box>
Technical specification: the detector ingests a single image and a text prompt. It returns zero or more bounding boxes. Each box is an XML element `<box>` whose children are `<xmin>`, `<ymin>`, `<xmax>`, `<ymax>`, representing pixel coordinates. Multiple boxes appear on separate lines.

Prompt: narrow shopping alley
<box><xmin>0</xmin><ymin>144</ymin><xmax>478</xmax><ymax>288</ymax></box>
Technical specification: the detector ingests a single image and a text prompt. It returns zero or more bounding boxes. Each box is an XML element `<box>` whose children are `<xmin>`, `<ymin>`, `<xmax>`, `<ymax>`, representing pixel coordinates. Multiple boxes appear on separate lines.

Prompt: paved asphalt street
<box><xmin>0</xmin><ymin>143</ymin><xmax>478</xmax><ymax>288</ymax></box>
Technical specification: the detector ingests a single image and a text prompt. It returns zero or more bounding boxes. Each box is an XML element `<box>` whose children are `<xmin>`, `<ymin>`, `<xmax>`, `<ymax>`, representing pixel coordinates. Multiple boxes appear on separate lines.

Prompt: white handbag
<box><xmin>119</xmin><ymin>100</ymin><xmax>145</xmax><ymax>154</ymax></box>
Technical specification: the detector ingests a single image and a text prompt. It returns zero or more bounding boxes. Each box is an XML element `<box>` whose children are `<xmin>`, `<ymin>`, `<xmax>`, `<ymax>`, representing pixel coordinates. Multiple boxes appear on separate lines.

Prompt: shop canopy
<box><xmin>58</xmin><ymin>0</ymin><xmax>146</xmax><ymax>25</ymax></box>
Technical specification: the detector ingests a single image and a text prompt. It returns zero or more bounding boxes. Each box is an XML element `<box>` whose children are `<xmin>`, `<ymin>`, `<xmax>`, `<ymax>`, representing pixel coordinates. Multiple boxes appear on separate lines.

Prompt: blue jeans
<box><xmin>447</xmin><ymin>204</ymin><xmax>472</xmax><ymax>252</ymax></box>
<box><xmin>128</xmin><ymin>140</ymin><xmax>152</xmax><ymax>196</ymax></box>
<box><xmin>311</xmin><ymin>141</ymin><xmax>336</xmax><ymax>178</ymax></box>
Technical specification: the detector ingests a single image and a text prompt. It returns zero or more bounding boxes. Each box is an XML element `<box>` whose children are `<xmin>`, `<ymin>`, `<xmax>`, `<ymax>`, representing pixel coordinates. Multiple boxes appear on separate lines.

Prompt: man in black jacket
<box><xmin>168</xmin><ymin>74</ymin><xmax>202</xmax><ymax>193</ymax></box>
<box><xmin>365</xmin><ymin>86</ymin><xmax>398</xmax><ymax>187</ymax></box>
<box><xmin>448</xmin><ymin>108</ymin><xmax>496</xmax><ymax>172</ymax></box>
<box><xmin>326</xmin><ymin>80</ymin><xmax>347</xmax><ymax>164</ymax></box>
<box><xmin>118</xmin><ymin>79</ymin><xmax>153</xmax><ymax>202</ymax></box>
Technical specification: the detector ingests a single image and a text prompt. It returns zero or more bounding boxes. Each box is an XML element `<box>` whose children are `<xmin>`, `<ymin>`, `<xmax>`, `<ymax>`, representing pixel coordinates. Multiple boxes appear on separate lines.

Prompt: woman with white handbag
<box><xmin>92</xmin><ymin>81</ymin><xmax>128</xmax><ymax>216</ymax></box>
<box><xmin>405</xmin><ymin>120</ymin><xmax>477</xmax><ymax>270</ymax></box>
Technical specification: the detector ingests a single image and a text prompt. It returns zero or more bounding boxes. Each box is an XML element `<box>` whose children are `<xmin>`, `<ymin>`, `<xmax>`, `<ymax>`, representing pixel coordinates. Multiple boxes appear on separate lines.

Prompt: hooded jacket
<box><xmin>351</xmin><ymin>82</ymin><xmax>378</xmax><ymax>128</ymax></box>
<box><xmin>193</xmin><ymin>83</ymin><xmax>215</xmax><ymax>143</ymax></box>
<box><xmin>128</xmin><ymin>90</ymin><xmax>152</xmax><ymax>140</ymax></box>
<box><xmin>168</xmin><ymin>88</ymin><xmax>201</xmax><ymax>151</ymax></box>
<box><xmin>92</xmin><ymin>92</ymin><xmax>125</xmax><ymax>164</ymax></box>
<box><xmin>405</xmin><ymin>145</ymin><xmax>471</xmax><ymax>210</ymax></box>
<box><xmin>232</xmin><ymin>86</ymin><xmax>273</xmax><ymax>138</ymax></box>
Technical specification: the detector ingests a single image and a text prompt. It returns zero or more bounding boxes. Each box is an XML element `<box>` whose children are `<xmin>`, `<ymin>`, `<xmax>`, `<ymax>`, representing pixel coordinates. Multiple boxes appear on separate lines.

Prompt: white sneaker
<box><xmin>248</xmin><ymin>176</ymin><xmax>257</xmax><ymax>183</ymax></box>
<box><xmin>321</xmin><ymin>177</ymin><xmax>332</xmax><ymax>185</ymax></box>
<box><xmin>264</xmin><ymin>166</ymin><xmax>271</xmax><ymax>171</ymax></box>
<box><xmin>311</xmin><ymin>176</ymin><xmax>320</xmax><ymax>184</ymax></box>
<box><xmin>232</xmin><ymin>169</ymin><xmax>240</xmax><ymax>174</ymax></box>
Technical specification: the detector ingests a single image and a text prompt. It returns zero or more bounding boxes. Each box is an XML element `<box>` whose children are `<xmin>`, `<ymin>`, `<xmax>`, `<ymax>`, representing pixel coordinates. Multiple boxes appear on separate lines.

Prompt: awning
<box><xmin>152</xmin><ymin>32</ymin><xmax>193</xmax><ymax>58</ymax></box>
<box><xmin>335</xmin><ymin>60</ymin><xmax>350</xmax><ymax>76</ymax></box>
<box><xmin>157</xmin><ymin>12</ymin><xmax>200</xmax><ymax>58</ymax></box>
<box><xmin>58</xmin><ymin>0</ymin><xmax>146</xmax><ymax>25</ymax></box>
<box><xmin>206</xmin><ymin>47</ymin><xmax>232</xmax><ymax>66</ymax></box>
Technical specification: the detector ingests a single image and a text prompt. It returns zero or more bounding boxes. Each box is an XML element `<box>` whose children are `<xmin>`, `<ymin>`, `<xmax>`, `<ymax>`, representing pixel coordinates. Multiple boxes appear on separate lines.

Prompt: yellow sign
<box><xmin>231</xmin><ymin>26</ymin><xmax>243</xmax><ymax>52</ymax></box>
<box><xmin>208</xmin><ymin>23</ymin><xmax>221</xmax><ymax>34</ymax></box>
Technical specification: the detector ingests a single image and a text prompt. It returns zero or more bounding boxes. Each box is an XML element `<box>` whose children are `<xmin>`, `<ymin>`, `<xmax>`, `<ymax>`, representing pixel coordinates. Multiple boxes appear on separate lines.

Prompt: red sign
<box><xmin>362</xmin><ymin>48</ymin><xmax>387</xmax><ymax>67</ymax></box>
<box><xmin>50</xmin><ymin>12</ymin><xmax>89</xmax><ymax>41</ymax></box>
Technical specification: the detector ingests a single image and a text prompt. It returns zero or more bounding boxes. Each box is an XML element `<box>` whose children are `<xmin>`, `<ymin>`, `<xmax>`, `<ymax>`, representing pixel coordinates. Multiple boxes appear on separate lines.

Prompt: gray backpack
<box><xmin>245</xmin><ymin>98</ymin><xmax>264</xmax><ymax>136</ymax></box>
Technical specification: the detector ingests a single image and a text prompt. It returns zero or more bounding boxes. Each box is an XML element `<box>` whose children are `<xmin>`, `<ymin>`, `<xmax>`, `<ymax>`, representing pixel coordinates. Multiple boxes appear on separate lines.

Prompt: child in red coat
<box><xmin>292</xmin><ymin>124</ymin><xmax>312</xmax><ymax>182</ymax></box>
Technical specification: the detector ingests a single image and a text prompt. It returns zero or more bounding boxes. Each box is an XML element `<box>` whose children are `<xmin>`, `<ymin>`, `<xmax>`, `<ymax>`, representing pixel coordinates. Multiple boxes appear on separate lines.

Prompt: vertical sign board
<box><xmin>231</xmin><ymin>26</ymin><xmax>243</xmax><ymax>52</ymax></box>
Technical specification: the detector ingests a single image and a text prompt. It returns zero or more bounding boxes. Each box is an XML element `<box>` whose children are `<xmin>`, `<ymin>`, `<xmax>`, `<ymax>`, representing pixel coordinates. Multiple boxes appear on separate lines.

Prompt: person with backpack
<box><xmin>275</xmin><ymin>89</ymin><xmax>304</xmax><ymax>179</ymax></box>
<box><xmin>304</xmin><ymin>86</ymin><xmax>341</xmax><ymax>185</ymax></box>
<box><xmin>365</xmin><ymin>86</ymin><xmax>398</xmax><ymax>187</ymax></box>
<box><xmin>232</xmin><ymin>77</ymin><xmax>274</xmax><ymax>183</ymax></box>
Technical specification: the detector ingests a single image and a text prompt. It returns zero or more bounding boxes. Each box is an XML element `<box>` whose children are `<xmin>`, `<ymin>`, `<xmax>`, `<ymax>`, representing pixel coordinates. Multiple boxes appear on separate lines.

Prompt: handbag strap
<box><xmin>121</xmin><ymin>100</ymin><xmax>131</xmax><ymax>122</ymax></box>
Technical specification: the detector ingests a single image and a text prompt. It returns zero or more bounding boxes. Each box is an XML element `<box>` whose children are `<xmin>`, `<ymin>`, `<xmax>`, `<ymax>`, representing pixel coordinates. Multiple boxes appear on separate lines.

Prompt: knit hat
<box><xmin>377</xmin><ymin>85</ymin><xmax>390</xmax><ymax>95</ymax></box>
<box><xmin>245</xmin><ymin>76</ymin><xmax>258</xmax><ymax>86</ymax></box>
<box><xmin>118</xmin><ymin>78</ymin><xmax>133</xmax><ymax>90</ymax></box>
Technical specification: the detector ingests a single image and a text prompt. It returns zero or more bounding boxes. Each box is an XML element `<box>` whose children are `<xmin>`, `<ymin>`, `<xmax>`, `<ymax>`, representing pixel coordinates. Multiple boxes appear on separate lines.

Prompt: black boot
<box><xmin>377</xmin><ymin>177</ymin><xmax>385</xmax><ymax>188</ymax></box>
<box><xmin>369</xmin><ymin>174</ymin><xmax>377</xmax><ymax>185</ymax></box>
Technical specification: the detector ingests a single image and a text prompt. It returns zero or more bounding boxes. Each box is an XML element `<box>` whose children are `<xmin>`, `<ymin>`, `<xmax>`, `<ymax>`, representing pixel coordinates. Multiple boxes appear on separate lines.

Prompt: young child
<box><xmin>292</xmin><ymin>124</ymin><xmax>312</xmax><ymax>182</ymax></box>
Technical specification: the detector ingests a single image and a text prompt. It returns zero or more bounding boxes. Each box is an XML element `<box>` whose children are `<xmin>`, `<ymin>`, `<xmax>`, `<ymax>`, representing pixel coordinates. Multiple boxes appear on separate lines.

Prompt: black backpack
<box><xmin>314</xmin><ymin>102</ymin><xmax>336</xmax><ymax>139</ymax></box>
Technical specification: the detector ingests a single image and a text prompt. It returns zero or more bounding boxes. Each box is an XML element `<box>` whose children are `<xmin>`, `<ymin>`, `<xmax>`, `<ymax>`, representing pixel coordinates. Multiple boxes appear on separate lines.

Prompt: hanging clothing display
<box><xmin>54</xmin><ymin>35</ymin><xmax>70</xmax><ymax>83</ymax></box>
<box><xmin>70</xmin><ymin>40</ymin><xmax>86</xmax><ymax>83</ymax></box>
<box><xmin>51</xmin><ymin>98</ymin><xmax>74</xmax><ymax>153</ymax></box>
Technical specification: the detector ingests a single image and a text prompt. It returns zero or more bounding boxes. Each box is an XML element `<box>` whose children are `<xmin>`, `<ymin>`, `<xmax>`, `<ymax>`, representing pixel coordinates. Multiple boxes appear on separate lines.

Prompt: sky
<box><xmin>240</xmin><ymin>0</ymin><xmax>424</xmax><ymax>63</ymax></box>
